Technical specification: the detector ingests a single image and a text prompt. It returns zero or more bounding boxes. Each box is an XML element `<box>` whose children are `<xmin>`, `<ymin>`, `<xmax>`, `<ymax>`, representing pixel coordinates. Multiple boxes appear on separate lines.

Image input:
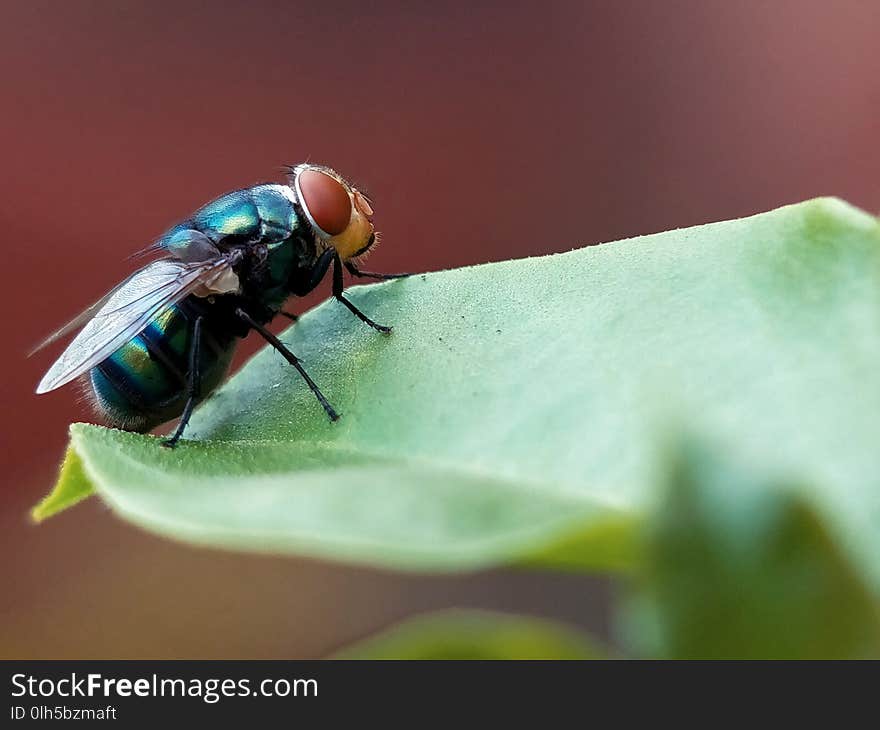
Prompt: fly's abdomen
<box><xmin>88</xmin><ymin>301</ymin><xmax>235</xmax><ymax>432</ymax></box>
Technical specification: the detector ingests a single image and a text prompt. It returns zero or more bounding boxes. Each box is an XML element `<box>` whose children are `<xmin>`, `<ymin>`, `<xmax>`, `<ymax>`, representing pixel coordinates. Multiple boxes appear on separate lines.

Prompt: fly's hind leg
<box><xmin>161</xmin><ymin>314</ymin><xmax>204</xmax><ymax>448</ymax></box>
<box><xmin>234</xmin><ymin>307</ymin><xmax>339</xmax><ymax>422</ymax></box>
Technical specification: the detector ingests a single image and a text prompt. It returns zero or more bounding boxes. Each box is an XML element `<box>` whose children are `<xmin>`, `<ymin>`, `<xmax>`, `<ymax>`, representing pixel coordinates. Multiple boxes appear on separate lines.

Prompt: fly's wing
<box><xmin>36</xmin><ymin>257</ymin><xmax>237</xmax><ymax>394</ymax></box>
<box><xmin>28</xmin><ymin>269</ymin><xmax>146</xmax><ymax>356</ymax></box>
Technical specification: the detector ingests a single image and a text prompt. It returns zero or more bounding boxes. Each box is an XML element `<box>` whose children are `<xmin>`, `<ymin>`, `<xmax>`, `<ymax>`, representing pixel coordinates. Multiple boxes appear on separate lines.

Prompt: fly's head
<box><xmin>289</xmin><ymin>164</ymin><xmax>377</xmax><ymax>261</ymax></box>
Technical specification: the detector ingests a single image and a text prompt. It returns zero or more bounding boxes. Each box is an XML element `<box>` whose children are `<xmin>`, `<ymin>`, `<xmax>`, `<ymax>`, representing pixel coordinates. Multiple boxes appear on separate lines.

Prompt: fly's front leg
<box><xmin>333</xmin><ymin>253</ymin><xmax>392</xmax><ymax>333</ymax></box>
<box><xmin>344</xmin><ymin>261</ymin><xmax>412</xmax><ymax>280</ymax></box>
<box><xmin>234</xmin><ymin>307</ymin><xmax>339</xmax><ymax>422</ymax></box>
<box><xmin>162</xmin><ymin>314</ymin><xmax>204</xmax><ymax>448</ymax></box>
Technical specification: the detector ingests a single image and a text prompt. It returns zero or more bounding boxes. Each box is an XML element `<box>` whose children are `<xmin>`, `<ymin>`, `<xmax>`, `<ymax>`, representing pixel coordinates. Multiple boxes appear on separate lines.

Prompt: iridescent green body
<box><xmin>90</xmin><ymin>302</ymin><xmax>234</xmax><ymax>430</ymax></box>
<box><xmin>160</xmin><ymin>184</ymin><xmax>314</xmax><ymax>311</ymax></box>
<box><xmin>90</xmin><ymin>183</ymin><xmax>318</xmax><ymax>431</ymax></box>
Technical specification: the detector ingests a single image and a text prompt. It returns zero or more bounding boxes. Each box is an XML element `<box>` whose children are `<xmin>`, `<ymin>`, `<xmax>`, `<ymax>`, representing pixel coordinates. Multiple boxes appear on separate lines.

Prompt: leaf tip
<box><xmin>29</xmin><ymin>445</ymin><xmax>95</xmax><ymax>523</ymax></box>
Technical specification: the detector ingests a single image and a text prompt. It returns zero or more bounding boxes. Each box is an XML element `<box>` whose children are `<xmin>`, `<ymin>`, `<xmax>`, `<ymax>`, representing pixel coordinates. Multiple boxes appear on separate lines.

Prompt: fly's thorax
<box><xmin>157</xmin><ymin>184</ymin><xmax>304</xmax><ymax>261</ymax></box>
<box><xmin>192</xmin><ymin>184</ymin><xmax>300</xmax><ymax>244</ymax></box>
<box><xmin>228</xmin><ymin>236</ymin><xmax>304</xmax><ymax>309</ymax></box>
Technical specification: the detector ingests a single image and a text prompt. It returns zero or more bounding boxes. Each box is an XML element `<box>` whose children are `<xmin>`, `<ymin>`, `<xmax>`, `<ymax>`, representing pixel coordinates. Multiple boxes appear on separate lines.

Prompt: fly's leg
<box><xmin>344</xmin><ymin>261</ymin><xmax>412</xmax><ymax>280</ymax></box>
<box><xmin>333</xmin><ymin>253</ymin><xmax>392</xmax><ymax>333</ymax></box>
<box><xmin>289</xmin><ymin>248</ymin><xmax>394</xmax><ymax>332</ymax></box>
<box><xmin>289</xmin><ymin>248</ymin><xmax>334</xmax><ymax>296</ymax></box>
<box><xmin>162</xmin><ymin>314</ymin><xmax>204</xmax><ymax>448</ymax></box>
<box><xmin>278</xmin><ymin>310</ymin><xmax>299</xmax><ymax>322</ymax></box>
<box><xmin>234</xmin><ymin>307</ymin><xmax>339</xmax><ymax>422</ymax></box>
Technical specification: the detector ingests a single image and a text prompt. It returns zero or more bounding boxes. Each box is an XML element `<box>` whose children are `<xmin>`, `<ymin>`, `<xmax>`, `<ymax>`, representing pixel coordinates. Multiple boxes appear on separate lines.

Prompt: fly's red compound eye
<box><xmin>297</xmin><ymin>169</ymin><xmax>352</xmax><ymax>236</ymax></box>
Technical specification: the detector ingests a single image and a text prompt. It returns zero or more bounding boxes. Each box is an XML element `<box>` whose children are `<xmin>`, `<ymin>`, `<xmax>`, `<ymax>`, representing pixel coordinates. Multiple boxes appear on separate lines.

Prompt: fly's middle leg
<box><xmin>234</xmin><ymin>307</ymin><xmax>339</xmax><ymax>422</ymax></box>
<box><xmin>162</xmin><ymin>314</ymin><xmax>204</xmax><ymax>448</ymax></box>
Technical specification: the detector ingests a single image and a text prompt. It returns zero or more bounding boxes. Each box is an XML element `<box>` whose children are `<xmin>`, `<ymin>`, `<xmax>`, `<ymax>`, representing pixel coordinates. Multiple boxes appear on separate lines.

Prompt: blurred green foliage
<box><xmin>336</xmin><ymin>610</ymin><xmax>601</xmax><ymax>659</ymax></box>
<box><xmin>623</xmin><ymin>444</ymin><xmax>880</xmax><ymax>658</ymax></box>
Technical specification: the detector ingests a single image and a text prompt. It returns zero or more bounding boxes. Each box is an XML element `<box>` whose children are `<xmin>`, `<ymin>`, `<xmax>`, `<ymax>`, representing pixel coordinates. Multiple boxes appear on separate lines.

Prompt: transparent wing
<box><xmin>36</xmin><ymin>257</ymin><xmax>235</xmax><ymax>394</ymax></box>
<box><xmin>28</xmin><ymin>268</ymin><xmax>148</xmax><ymax>356</ymax></box>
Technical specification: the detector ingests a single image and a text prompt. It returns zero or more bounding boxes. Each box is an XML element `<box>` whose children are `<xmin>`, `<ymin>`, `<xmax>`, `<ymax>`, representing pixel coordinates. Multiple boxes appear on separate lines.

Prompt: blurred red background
<box><xmin>2</xmin><ymin>0</ymin><xmax>878</xmax><ymax>657</ymax></box>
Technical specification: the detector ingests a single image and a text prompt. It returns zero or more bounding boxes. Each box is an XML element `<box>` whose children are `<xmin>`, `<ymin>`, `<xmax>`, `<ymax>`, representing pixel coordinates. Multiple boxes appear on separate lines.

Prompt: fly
<box><xmin>33</xmin><ymin>164</ymin><xmax>406</xmax><ymax>446</ymax></box>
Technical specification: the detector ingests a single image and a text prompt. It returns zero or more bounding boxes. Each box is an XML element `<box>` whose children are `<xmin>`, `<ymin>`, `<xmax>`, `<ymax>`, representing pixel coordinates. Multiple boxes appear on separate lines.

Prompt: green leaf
<box><xmin>31</xmin><ymin>446</ymin><xmax>94</xmax><ymax>522</ymax></box>
<box><xmin>334</xmin><ymin>610</ymin><xmax>602</xmax><ymax>659</ymax></box>
<box><xmin>623</xmin><ymin>443</ymin><xmax>880</xmax><ymax>659</ymax></box>
<box><xmin>35</xmin><ymin>198</ymin><xmax>880</xmax><ymax>581</ymax></box>
<box><xmin>64</xmin><ymin>425</ymin><xmax>618</xmax><ymax>571</ymax></box>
